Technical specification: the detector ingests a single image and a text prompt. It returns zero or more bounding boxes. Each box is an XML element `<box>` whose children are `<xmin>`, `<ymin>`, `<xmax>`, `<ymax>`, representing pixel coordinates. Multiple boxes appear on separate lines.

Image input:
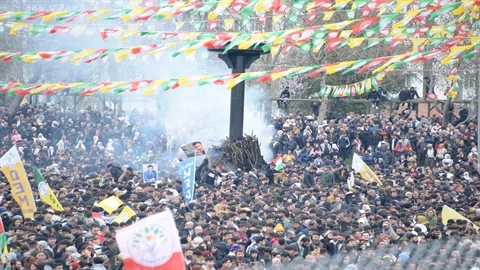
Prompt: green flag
<box><xmin>0</xmin><ymin>218</ymin><xmax>6</xmax><ymax>253</ymax></box>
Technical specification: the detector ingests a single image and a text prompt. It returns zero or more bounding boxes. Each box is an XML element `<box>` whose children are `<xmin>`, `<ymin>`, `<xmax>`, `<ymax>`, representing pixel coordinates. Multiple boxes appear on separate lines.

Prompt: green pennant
<box><xmin>15</xmin><ymin>12</ymin><xmax>33</xmax><ymax>21</ymax></box>
<box><xmin>378</xmin><ymin>13</ymin><xmax>399</xmax><ymax>31</ymax></box>
<box><xmin>346</xmin><ymin>10</ymin><xmax>356</xmax><ymax>20</ymax></box>
<box><xmin>261</xmin><ymin>43</ymin><xmax>272</xmax><ymax>53</ymax></box>
<box><xmin>313</xmin><ymin>29</ymin><xmax>328</xmax><ymax>40</ymax></box>
<box><xmin>192</xmin><ymin>21</ymin><xmax>203</xmax><ymax>31</ymax></box>
<box><xmin>193</xmin><ymin>1</ymin><xmax>217</xmax><ymax>14</ymax></box>
<box><xmin>342</xmin><ymin>59</ymin><xmax>371</xmax><ymax>75</ymax></box>
<box><xmin>29</xmin><ymin>24</ymin><xmax>48</xmax><ymax>36</ymax></box>
<box><xmin>354</xmin><ymin>0</ymin><xmax>370</xmax><ymax>9</ymax></box>
<box><xmin>364</xmin><ymin>28</ymin><xmax>377</xmax><ymax>37</ymax></box>
<box><xmin>300</xmin><ymin>41</ymin><xmax>312</xmax><ymax>54</ymax></box>
<box><xmin>418</xmin><ymin>0</ymin><xmax>434</xmax><ymax>8</ymax></box>
<box><xmin>240</xmin><ymin>0</ymin><xmax>258</xmax><ymax>18</ymax></box>
<box><xmin>242</xmin><ymin>19</ymin><xmax>251</xmax><ymax>28</ymax></box>
<box><xmin>288</xmin><ymin>14</ymin><xmax>299</xmax><ymax>25</ymax></box>
<box><xmin>463</xmin><ymin>50</ymin><xmax>479</xmax><ymax>60</ymax></box>
<box><xmin>292</xmin><ymin>0</ymin><xmax>310</xmax><ymax>11</ymax></box>
<box><xmin>56</xmin><ymin>11</ymin><xmax>79</xmax><ymax>22</ymax></box>
<box><xmin>364</xmin><ymin>38</ymin><xmax>382</xmax><ymax>50</ymax></box>
<box><xmin>429</xmin><ymin>2</ymin><xmax>461</xmax><ymax>20</ymax></box>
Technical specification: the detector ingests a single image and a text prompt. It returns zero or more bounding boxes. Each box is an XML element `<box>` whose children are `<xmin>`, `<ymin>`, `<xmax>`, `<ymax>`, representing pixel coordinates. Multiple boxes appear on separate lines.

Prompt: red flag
<box><xmin>49</xmin><ymin>25</ymin><xmax>69</xmax><ymax>34</ymax></box>
<box><xmin>358</xmin><ymin>56</ymin><xmax>391</xmax><ymax>73</ymax></box>
<box><xmin>208</xmin><ymin>20</ymin><xmax>218</xmax><ymax>30</ymax></box>
<box><xmin>327</xmin><ymin>38</ymin><xmax>344</xmax><ymax>50</ymax></box>
<box><xmin>386</xmin><ymin>38</ymin><xmax>406</xmax><ymax>50</ymax></box>
<box><xmin>352</xmin><ymin>17</ymin><xmax>379</xmax><ymax>34</ymax></box>
<box><xmin>306</xmin><ymin>13</ymin><xmax>319</xmax><ymax>24</ymax></box>
<box><xmin>100</xmin><ymin>29</ymin><xmax>118</xmax><ymax>40</ymax></box>
<box><xmin>25</xmin><ymin>12</ymin><xmax>52</xmax><ymax>20</ymax></box>
<box><xmin>308</xmin><ymin>66</ymin><xmax>326</xmax><ymax>78</ymax></box>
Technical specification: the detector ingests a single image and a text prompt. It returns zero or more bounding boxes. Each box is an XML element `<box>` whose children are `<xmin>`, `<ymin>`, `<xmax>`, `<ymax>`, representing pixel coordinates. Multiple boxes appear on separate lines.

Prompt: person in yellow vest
<box><xmin>282</xmin><ymin>150</ymin><xmax>296</xmax><ymax>163</ymax></box>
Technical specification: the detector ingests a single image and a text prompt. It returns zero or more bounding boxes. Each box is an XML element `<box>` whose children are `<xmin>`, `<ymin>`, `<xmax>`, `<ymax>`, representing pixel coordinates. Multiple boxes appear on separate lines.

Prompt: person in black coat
<box><xmin>107</xmin><ymin>164</ymin><xmax>124</xmax><ymax>182</ymax></box>
<box><xmin>265</xmin><ymin>163</ymin><xmax>277</xmax><ymax>184</ymax></box>
<box><xmin>303</xmin><ymin>166</ymin><xmax>316</xmax><ymax>188</ymax></box>
<box><xmin>367</xmin><ymin>88</ymin><xmax>381</xmax><ymax>109</ymax></box>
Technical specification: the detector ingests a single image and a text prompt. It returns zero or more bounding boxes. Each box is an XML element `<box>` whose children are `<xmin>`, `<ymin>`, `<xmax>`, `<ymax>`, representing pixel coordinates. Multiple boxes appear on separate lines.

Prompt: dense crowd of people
<box><xmin>0</xmin><ymin>100</ymin><xmax>479</xmax><ymax>270</ymax></box>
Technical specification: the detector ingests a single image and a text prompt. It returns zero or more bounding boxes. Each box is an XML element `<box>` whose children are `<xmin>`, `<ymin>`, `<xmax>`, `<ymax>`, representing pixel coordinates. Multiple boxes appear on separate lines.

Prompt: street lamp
<box><xmin>208</xmin><ymin>43</ymin><xmax>268</xmax><ymax>141</ymax></box>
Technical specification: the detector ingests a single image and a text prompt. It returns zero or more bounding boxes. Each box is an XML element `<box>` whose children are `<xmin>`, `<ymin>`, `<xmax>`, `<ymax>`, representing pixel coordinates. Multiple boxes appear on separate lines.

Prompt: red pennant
<box><xmin>327</xmin><ymin>38</ymin><xmax>344</xmax><ymax>50</ymax></box>
<box><xmin>208</xmin><ymin>20</ymin><xmax>219</xmax><ymax>30</ymax></box>
<box><xmin>16</xmin><ymin>90</ymin><xmax>32</xmax><ymax>96</ymax></box>
<box><xmin>306</xmin><ymin>13</ymin><xmax>319</xmax><ymax>24</ymax></box>
<box><xmin>25</xmin><ymin>12</ymin><xmax>52</xmax><ymax>20</ymax></box>
<box><xmin>411</xmin><ymin>6</ymin><xmax>440</xmax><ymax>22</ymax></box>
<box><xmin>311</xmin><ymin>0</ymin><xmax>334</xmax><ymax>10</ymax></box>
<box><xmin>456</xmin><ymin>23</ymin><xmax>471</xmax><ymax>36</ymax></box>
<box><xmin>282</xmin><ymin>44</ymin><xmax>294</xmax><ymax>55</ymax></box>
<box><xmin>352</xmin><ymin>17</ymin><xmax>379</xmax><ymax>34</ymax></box>
<box><xmin>134</xmin><ymin>7</ymin><xmax>160</xmax><ymax>22</ymax></box>
<box><xmin>308</xmin><ymin>67</ymin><xmax>326</xmax><ymax>78</ymax></box>
<box><xmin>412</xmin><ymin>27</ymin><xmax>429</xmax><ymax>38</ymax></box>
<box><xmin>272</xmin><ymin>0</ymin><xmax>282</xmax><ymax>12</ymax></box>
<box><xmin>358</xmin><ymin>56</ymin><xmax>391</xmax><ymax>72</ymax></box>
<box><xmin>100</xmin><ymin>29</ymin><xmax>118</xmax><ymax>40</ymax></box>
<box><xmin>66</xmin><ymin>10</ymin><xmax>96</xmax><ymax>22</ymax></box>
<box><xmin>386</xmin><ymin>38</ymin><xmax>406</xmax><ymax>50</ymax></box>
<box><xmin>49</xmin><ymin>25</ymin><xmax>69</xmax><ymax>34</ymax></box>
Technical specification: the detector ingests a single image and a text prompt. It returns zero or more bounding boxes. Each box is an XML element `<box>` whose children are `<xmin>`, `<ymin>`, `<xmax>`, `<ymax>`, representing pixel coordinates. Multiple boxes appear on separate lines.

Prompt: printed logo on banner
<box><xmin>127</xmin><ymin>224</ymin><xmax>173</xmax><ymax>266</ymax></box>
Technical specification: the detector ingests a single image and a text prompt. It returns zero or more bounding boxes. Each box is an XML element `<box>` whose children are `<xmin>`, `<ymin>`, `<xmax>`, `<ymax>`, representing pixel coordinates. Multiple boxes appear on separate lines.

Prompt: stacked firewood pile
<box><xmin>211</xmin><ymin>135</ymin><xmax>267</xmax><ymax>172</ymax></box>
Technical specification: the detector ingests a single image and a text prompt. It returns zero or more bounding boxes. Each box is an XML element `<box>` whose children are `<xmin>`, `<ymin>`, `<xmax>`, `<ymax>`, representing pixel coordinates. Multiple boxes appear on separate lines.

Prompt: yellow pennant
<box><xmin>87</xmin><ymin>9</ymin><xmax>111</xmax><ymax>21</ymax></box>
<box><xmin>324</xmin><ymin>20</ymin><xmax>357</xmax><ymax>31</ymax></box>
<box><xmin>372</xmin><ymin>53</ymin><xmax>408</xmax><ymax>74</ymax></box>
<box><xmin>429</xmin><ymin>26</ymin><xmax>445</xmax><ymax>38</ymax></box>
<box><xmin>9</xmin><ymin>22</ymin><xmax>28</xmax><ymax>35</ymax></box>
<box><xmin>391</xmin><ymin>27</ymin><xmax>407</xmax><ymax>38</ymax></box>
<box><xmin>42</xmin><ymin>11</ymin><xmax>68</xmax><ymax>22</ymax></box>
<box><xmin>271</xmin><ymin>45</ymin><xmax>281</xmax><ymax>56</ymax></box>
<box><xmin>326</xmin><ymin>61</ymin><xmax>355</xmax><ymax>74</ymax></box>
<box><xmin>395</xmin><ymin>0</ymin><xmax>413</xmax><ymax>12</ymax></box>
<box><xmin>70</xmin><ymin>49</ymin><xmax>96</xmax><ymax>63</ymax></box>
<box><xmin>271</xmin><ymin>67</ymin><xmax>304</xmax><ymax>81</ymax></box>
<box><xmin>175</xmin><ymin>22</ymin><xmax>185</xmax><ymax>31</ymax></box>
<box><xmin>333</xmin><ymin>0</ymin><xmax>350</xmax><ymax>9</ymax></box>
<box><xmin>143</xmin><ymin>80</ymin><xmax>166</xmax><ymax>96</ymax></box>
<box><xmin>323</xmin><ymin>11</ymin><xmax>335</xmax><ymax>21</ymax></box>
<box><xmin>393</xmin><ymin>9</ymin><xmax>421</xmax><ymax>28</ymax></box>
<box><xmin>348</xmin><ymin>38</ymin><xmax>365</xmax><ymax>49</ymax></box>
<box><xmin>339</xmin><ymin>30</ymin><xmax>353</xmax><ymax>39</ymax></box>
<box><xmin>411</xmin><ymin>38</ymin><xmax>427</xmax><ymax>51</ymax></box>
<box><xmin>272</xmin><ymin>15</ymin><xmax>284</xmax><ymax>26</ymax></box>
<box><xmin>254</xmin><ymin>0</ymin><xmax>271</xmax><ymax>12</ymax></box>
<box><xmin>208</xmin><ymin>0</ymin><xmax>234</xmax><ymax>20</ymax></box>
<box><xmin>224</xmin><ymin>19</ymin><xmax>235</xmax><ymax>31</ymax></box>
<box><xmin>441</xmin><ymin>44</ymin><xmax>474</xmax><ymax>65</ymax></box>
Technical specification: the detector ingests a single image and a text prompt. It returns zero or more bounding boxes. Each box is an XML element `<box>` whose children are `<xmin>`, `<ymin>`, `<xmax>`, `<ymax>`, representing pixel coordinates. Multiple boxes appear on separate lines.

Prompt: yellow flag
<box><xmin>271</xmin><ymin>45</ymin><xmax>281</xmax><ymax>56</ymax></box>
<box><xmin>226</xmin><ymin>77</ymin><xmax>243</xmax><ymax>90</ymax></box>
<box><xmin>254</xmin><ymin>0</ymin><xmax>270</xmax><ymax>12</ymax></box>
<box><xmin>441</xmin><ymin>44</ymin><xmax>474</xmax><ymax>65</ymax></box>
<box><xmin>441</xmin><ymin>205</ymin><xmax>479</xmax><ymax>230</ymax></box>
<box><xmin>70</xmin><ymin>49</ymin><xmax>96</xmax><ymax>64</ymax></box>
<box><xmin>411</xmin><ymin>38</ymin><xmax>427</xmax><ymax>51</ymax></box>
<box><xmin>224</xmin><ymin>19</ymin><xmax>235</xmax><ymax>31</ymax></box>
<box><xmin>175</xmin><ymin>22</ymin><xmax>185</xmax><ymax>31</ymax></box>
<box><xmin>178</xmin><ymin>77</ymin><xmax>194</xmax><ymax>87</ymax></box>
<box><xmin>333</xmin><ymin>0</ymin><xmax>350</xmax><ymax>9</ymax></box>
<box><xmin>34</xmin><ymin>167</ymin><xmax>64</xmax><ymax>212</ymax></box>
<box><xmin>271</xmin><ymin>67</ymin><xmax>304</xmax><ymax>81</ymax></box>
<box><xmin>42</xmin><ymin>11</ymin><xmax>68</xmax><ymax>22</ymax></box>
<box><xmin>143</xmin><ymin>80</ymin><xmax>166</xmax><ymax>96</ymax></box>
<box><xmin>325</xmin><ymin>61</ymin><xmax>355</xmax><ymax>74</ymax></box>
<box><xmin>395</xmin><ymin>0</ymin><xmax>413</xmax><ymax>12</ymax></box>
<box><xmin>272</xmin><ymin>15</ymin><xmax>283</xmax><ymax>26</ymax></box>
<box><xmin>348</xmin><ymin>38</ymin><xmax>365</xmax><ymax>49</ymax></box>
<box><xmin>372</xmin><ymin>53</ymin><xmax>408</xmax><ymax>74</ymax></box>
<box><xmin>9</xmin><ymin>22</ymin><xmax>28</xmax><ymax>35</ymax></box>
<box><xmin>112</xmin><ymin>206</ymin><xmax>136</xmax><ymax>224</ymax></box>
<box><xmin>393</xmin><ymin>10</ymin><xmax>421</xmax><ymax>28</ymax></box>
<box><xmin>0</xmin><ymin>146</ymin><xmax>36</xmax><ymax>219</ymax></box>
<box><xmin>323</xmin><ymin>11</ymin><xmax>335</xmax><ymax>21</ymax></box>
<box><xmin>352</xmin><ymin>153</ymin><xmax>382</xmax><ymax>185</ymax></box>
<box><xmin>97</xmin><ymin>196</ymin><xmax>124</xmax><ymax>214</ymax></box>
<box><xmin>87</xmin><ymin>10</ymin><xmax>111</xmax><ymax>21</ymax></box>
<box><xmin>324</xmin><ymin>20</ymin><xmax>356</xmax><ymax>30</ymax></box>
<box><xmin>208</xmin><ymin>0</ymin><xmax>234</xmax><ymax>20</ymax></box>
<box><xmin>339</xmin><ymin>30</ymin><xmax>353</xmax><ymax>39</ymax></box>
